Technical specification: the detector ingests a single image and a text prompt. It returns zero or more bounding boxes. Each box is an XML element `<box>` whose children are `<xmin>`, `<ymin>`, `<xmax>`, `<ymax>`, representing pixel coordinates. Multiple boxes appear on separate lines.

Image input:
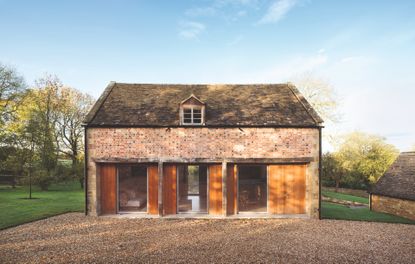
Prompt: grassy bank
<box><xmin>0</xmin><ymin>181</ymin><xmax>84</xmax><ymax>229</ymax></box>
<box><xmin>321</xmin><ymin>190</ymin><xmax>415</xmax><ymax>224</ymax></box>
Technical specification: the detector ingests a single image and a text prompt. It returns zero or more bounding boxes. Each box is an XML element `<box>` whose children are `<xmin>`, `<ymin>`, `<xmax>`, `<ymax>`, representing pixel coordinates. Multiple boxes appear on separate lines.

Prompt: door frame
<box><xmin>116</xmin><ymin>163</ymin><xmax>153</xmax><ymax>214</ymax></box>
<box><xmin>236</xmin><ymin>164</ymin><xmax>269</xmax><ymax>214</ymax></box>
<box><xmin>175</xmin><ymin>163</ymin><xmax>210</xmax><ymax>214</ymax></box>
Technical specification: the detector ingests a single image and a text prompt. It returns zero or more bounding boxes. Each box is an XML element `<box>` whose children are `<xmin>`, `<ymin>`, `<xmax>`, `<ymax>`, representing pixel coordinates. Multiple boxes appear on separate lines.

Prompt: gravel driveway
<box><xmin>1</xmin><ymin>213</ymin><xmax>414</xmax><ymax>264</ymax></box>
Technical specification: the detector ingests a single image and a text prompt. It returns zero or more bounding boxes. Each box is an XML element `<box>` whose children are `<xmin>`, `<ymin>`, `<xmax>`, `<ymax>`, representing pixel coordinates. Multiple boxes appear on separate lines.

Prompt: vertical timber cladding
<box><xmin>209</xmin><ymin>164</ymin><xmax>223</xmax><ymax>215</ymax></box>
<box><xmin>162</xmin><ymin>164</ymin><xmax>177</xmax><ymax>215</ymax></box>
<box><xmin>226</xmin><ymin>164</ymin><xmax>237</xmax><ymax>215</ymax></box>
<box><xmin>147</xmin><ymin>165</ymin><xmax>159</xmax><ymax>215</ymax></box>
<box><xmin>100</xmin><ymin>164</ymin><xmax>117</xmax><ymax>215</ymax></box>
<box><xmin>268</xmin><ymin>164</ymin><xmax>306</xmax><ymax>214</ymax></box>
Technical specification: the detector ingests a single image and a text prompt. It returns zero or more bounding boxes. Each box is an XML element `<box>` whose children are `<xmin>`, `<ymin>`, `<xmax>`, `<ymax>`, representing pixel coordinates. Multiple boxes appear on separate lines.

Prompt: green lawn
<box><xmin>0</xmin><ymin>181</ymin><xmax>84</xmax><ymax>230</ymax></box>
<box><xmin>322</xmin><ymin>190</ymin><xmax>368</xmax><ymax>204</ymax></box>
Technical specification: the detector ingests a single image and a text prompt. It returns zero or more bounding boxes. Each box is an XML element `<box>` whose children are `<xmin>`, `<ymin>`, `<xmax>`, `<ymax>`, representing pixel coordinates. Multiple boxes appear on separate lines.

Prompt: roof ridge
<box><xmin>114</xmin><ymin>82</ymin><xmax>287</xmax><ymax>86</ymax></box>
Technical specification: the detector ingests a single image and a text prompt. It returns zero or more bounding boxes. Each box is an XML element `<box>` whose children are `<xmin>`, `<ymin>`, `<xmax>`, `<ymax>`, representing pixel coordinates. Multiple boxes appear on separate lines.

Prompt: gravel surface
<box><xmin>0</xmin><ymin>213</ymin><xmax>414</xmax><ymax>264</ymax></box>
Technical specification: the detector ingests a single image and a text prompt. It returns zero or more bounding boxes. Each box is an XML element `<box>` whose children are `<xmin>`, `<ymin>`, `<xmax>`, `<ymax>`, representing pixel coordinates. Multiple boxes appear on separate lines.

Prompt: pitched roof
<box><xmin>370</xmin><ymin>152</ymin><xmax>415</xmax><ymax>201</ymax></box>
<box><xmin>84</xmin><ymin>82</ymin><xmax>323</xmax><ymax>127</ymax></box>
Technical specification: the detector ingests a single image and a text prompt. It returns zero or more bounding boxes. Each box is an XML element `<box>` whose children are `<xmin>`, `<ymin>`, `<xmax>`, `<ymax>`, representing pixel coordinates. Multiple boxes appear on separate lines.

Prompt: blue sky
<box><xmin>1</xmin><ymin>0</ymin><xmax>414</xmax><ymax>151</ymax></box>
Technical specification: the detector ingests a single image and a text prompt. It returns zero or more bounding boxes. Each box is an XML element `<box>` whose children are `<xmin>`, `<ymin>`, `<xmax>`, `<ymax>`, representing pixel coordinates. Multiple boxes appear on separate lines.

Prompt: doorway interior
<box><xmin>238</xmin><ymin>165</ymin><xmax>267</xmax><ymax>213</ymax></box>
<box><xmin>177</xmin><ymin>164</ymin><xmax>208</xmax><ymax>213</ymax></box>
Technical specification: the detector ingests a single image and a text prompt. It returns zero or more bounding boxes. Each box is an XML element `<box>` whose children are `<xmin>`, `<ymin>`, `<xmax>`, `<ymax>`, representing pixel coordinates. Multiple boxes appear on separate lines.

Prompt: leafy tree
<box><xmin>322</xmin><ymin>152</ymin><xmax>345</xmax><ymax>192</ymax></box>
<box><xmin>0</xmin><ymin>63</ymin><xmax>26</xmax><ymax>141</ymax></box>
<box><xmin>335</xmin><ymin>132</ymin><xmax>398</xmax><ymax>188</ymax></box>
<box><xmin>23</xmin><ymin>75</ymin><xmax>62</xmax><ymax>190</ymax></box>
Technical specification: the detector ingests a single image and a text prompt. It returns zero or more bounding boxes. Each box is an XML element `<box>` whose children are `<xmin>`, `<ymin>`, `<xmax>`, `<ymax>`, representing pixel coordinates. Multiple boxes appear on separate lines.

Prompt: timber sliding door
<box><xmin>208</xmin><ymin>164</ymin><xmax>223</xmax><ymax>215</ymax></box>
<box><xmin>163</xmin><ymin>164</ymin><xmax>177</xmax><ymax>215</ymax></box>
<box><xmin>100</xmin><ymin>163</ymin><xmax>158</xmax><ymax>215</ymax></box>
<box><xmin>226</xmin><ymin>164</ymin><xmax>237</xmax><ymax>215</ymax></box>
<box><xmin>147</xmin><ymin>165</ymin><xmax>159</xmax><ymax>214</ymax></box>
<box><xmin>268</xmin><ymin>164</ymin><xmax>306</xmax><ymax>214</ymax></box>
<box><xmin>100</xmin><ymin>164</ymin><xmax>117</xmax><ymax>215</ymax></box>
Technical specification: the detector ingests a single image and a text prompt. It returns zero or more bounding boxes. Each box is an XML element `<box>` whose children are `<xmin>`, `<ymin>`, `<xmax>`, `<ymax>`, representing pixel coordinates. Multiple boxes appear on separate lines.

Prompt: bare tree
<box><xmin>293</xmin><ymin>73</ymin><xmax>340</xmax><ymax>123</ymax></box>
<box><xmin>56</xmin><ymin>86</ymin><xmax>94</xmax><ymax>188</ymax></box>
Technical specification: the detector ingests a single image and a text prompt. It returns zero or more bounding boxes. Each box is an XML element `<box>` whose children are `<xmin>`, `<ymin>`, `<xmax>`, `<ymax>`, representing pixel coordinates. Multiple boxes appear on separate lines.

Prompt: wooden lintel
<box><xmin>93</xmin><ymin>157</ymin><xmax>315</xmax><ymax>164</ymax></box>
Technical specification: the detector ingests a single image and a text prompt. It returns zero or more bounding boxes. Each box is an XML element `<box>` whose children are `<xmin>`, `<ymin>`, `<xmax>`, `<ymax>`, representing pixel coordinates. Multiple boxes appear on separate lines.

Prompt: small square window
<box><xmin>182</xmin><ymin>107</ymin><xmax>203</xmax><ymax>125</ymax></box>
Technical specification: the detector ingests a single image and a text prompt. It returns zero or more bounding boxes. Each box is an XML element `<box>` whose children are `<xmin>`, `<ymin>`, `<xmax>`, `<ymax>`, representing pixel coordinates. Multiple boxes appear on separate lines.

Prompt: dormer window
<box><xmin>180</xmin><ymin>94</ymin><xmax>205</xmax><ymax>125</ymax></box>
<box><xmin>183</xmin><ymin>106</ymin><xmax>202</xmax><ymax>124</ymax></box>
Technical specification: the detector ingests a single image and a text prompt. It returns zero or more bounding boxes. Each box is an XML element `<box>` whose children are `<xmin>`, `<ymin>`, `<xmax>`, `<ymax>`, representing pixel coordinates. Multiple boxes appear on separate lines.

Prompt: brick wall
<box><xmin>371</xmin><ymin>194</ymin><xmax>415</xmax><ymax>221</ymax></box>
<box><xmin>86</xmin><ymin>127</ymin><xmax>320</xmax><ymax>218</ymax></box>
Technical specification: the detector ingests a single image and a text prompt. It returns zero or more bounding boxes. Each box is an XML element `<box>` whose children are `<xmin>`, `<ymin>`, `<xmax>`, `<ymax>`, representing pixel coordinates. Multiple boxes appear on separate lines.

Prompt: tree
<box><xmin>28</xmin><ymin>75</ymin><xmax>61</xmax><ymax>190</ymax></box>
<box><xmin>322</xmin><ymin>152</ymin><xmax>345</xmax><ymax>192</ymax></box>
<box><xmin>0</xmin><ymin>63</ymin><xmax>26</xmax><ymax>139</ymax></box>
<box><xmin>56</xmin><ymin>86</ymin><xmax>94</xmax><ymax>188</ymax></box>
<box><xmin>335</xmin><ymin>132</ymin><xmax>399</xmax><ymax>188</ymax></box>
<box><xmin>293</xmin><ymin>73</ymin><xmax>340</xmax><ymax>123</ymax></box>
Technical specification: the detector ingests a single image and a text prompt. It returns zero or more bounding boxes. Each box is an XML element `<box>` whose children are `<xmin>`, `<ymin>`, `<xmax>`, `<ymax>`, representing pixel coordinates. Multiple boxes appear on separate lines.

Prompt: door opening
<box><xmin>118</xmin><ymin>164</ymin><xmax>148</xmax><ymax>212</ymax></box>
<box><xmin>177</xmin><ymin>165</ymin><xmax>208</xmax><ymax>213</ymax></box>
<box><xmin>238</xmin><ymin>165</ymin><xmax>267</xmax><ymax>213</ymax></box>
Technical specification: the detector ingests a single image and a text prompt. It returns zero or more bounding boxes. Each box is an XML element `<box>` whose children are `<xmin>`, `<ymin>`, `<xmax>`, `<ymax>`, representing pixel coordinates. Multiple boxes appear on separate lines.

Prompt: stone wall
<box><xmin>86</xmin><ymin>127</ymin><xmax>320</xmax><ymax>218</ymax></box>
<box><xmin>371</xmin><ymin>194</ymin><xmax>415</xmax><ymax>221</ymax></box>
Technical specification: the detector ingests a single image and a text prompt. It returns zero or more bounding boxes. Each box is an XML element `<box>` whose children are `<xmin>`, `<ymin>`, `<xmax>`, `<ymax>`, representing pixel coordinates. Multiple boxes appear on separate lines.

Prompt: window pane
<box><xmin>193</xmin><ymin>118</ymin><xmax>202</xmax><ymax>123</ymax></box>
<box><xmin>193</xmin><ymin>109</ymin><xmax>202</xmax><ymax>114</ymax></box>
<box><xmin>193</xmin><ymin>113</ymin><xmax>202</xmax><ymax>118</ymax></box>
<box><xmin>183</xmin><ymin>118</ymin><xmax>192</xmax><ymax>123</ymax></box>
<box><xmin>184</xmin><ymin>113</ymin><xmax>192</xmax><ymax>118</ymax></box>
<box><xmin>184</xmin><ymin>109</ymin><xmax>192</xmax><ymax>114</ymax></box>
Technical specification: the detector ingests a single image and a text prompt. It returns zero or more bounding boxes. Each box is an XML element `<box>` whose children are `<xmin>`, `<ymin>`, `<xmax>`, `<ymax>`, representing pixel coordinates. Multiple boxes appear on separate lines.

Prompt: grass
<box><xmin>1</xmin><ymin>181</ymin><xmax>414</xmax><ymax>229</ymax></box>
<box><xmin>322</xmin><ymin>202</ymin><xmax>415</xmax><ymax>224</ymax></box>
<box><xmin>322</xmin><ymin>190</ymin><xmax>368</xmax><ymax>204</ymax></box>
<box><xmin>0</xmin><ymin>181</ymin><xmax>84</xmax><ymax>230</ymax></box>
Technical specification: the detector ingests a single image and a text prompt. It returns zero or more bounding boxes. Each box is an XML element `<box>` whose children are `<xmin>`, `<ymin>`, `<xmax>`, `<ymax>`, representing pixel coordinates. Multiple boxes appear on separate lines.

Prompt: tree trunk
<box><xmin>335</xmin><ymin>180</ymin><xmax>339</xmax><ymax>192</ymax></box>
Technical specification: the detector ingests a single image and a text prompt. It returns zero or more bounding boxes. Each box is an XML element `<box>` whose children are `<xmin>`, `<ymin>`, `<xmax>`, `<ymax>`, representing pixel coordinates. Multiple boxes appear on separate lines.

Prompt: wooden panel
<box><xmin>163</xmin><ymin>164</ymin><xmax>177</xmax><ymax>215</ymax></box>
<box><xmin>226</xmin><ymin>164</ymin><xmax>237</xmax><ymax>215</ymax></box>
<box><xmin>100</xmin><ymin>164</ymin><xmax>117</xmax><ymax>215</ymax></box>
<box><xmin>147</xmin><ymin>165</ymin><xmax>159</xmax><ymax>215</ymax></box>
<box><xmin>268</xmin><ymin>165</ymin><xmax>306</xmax><ymax>214</ymax></box>
<box><xmin>209</xmin><ymin>164</ymin><xmax>223</xmax><ymax>215</ymax></box>
<box><xmin>268</xmin><ymin>165</ymin><xmax>284</xmax><ymax>214</ymax></box>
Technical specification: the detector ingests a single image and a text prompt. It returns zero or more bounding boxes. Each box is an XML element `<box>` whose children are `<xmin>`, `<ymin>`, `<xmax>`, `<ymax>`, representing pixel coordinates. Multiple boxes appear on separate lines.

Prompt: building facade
<box><xmin>370</xmin><ymin>152</ymin><xmax>415</xmax><ymax>220</ymax></box>
<box><xmin>84</xmin><ymin>83</ymin><xmax>323</xmax><ymax>218</ymax></box>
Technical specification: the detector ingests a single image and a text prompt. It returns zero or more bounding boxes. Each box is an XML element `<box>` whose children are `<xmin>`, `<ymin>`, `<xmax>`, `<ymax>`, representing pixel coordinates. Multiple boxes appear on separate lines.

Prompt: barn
<box><xmin>83</xmin><ymin>82</ymin><xmax>323</xmax><ymax>218</ymax></box>
<box><xmin>370</xmin><ymin>152</ymin><xmax>415</xmax><ymax>220</ymax></box>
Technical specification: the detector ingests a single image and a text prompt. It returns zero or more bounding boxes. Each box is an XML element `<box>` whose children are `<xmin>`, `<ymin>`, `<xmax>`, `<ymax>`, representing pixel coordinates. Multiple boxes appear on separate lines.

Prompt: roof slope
<box><xmin>371</xmin><ymin>152</ymin><xmax>415</xmax><ymax>201</ymax></box>
<box><xmin>84</xmin><ymin>83</ymin><xmax>323</xmax><ymax>127</ymax></box>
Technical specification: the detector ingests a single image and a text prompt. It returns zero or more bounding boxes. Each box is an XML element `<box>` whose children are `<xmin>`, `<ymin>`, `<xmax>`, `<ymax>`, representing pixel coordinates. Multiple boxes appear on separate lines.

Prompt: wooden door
<box><xmin>209</xmin><ymin>164</ymin><xmax>223</xmax><ymax>215</ymax></box>
<box><xmin>163</xmin><ymin>164</ymin><xmax>177</xmax><ymax>215</ymax></box>
<box><xmin>268</xmin><ymin>165</ymin><xmax>306</xmax><ymax>214</ymax></box>
<box><xmin>100</xmin><ymin>164</ymin><xmax>117</xmax><ymax>215</ymax></box>
<box><xmin>226</xmin><ymin>164</ymin><xmax>237</xmax><ymax>215</ymax></box>
<box><xmin>147</xmin><ymin>165</ymin><xmax>159</xmax><ymax>215</ymax></box>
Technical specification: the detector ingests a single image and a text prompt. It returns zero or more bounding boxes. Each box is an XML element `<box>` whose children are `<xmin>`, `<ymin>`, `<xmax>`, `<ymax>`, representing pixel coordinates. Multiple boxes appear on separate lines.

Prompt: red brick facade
<box><xmin>87</xmin><ymin>127</ymin><xmax>318</xmax><ymax>159</ymax></box>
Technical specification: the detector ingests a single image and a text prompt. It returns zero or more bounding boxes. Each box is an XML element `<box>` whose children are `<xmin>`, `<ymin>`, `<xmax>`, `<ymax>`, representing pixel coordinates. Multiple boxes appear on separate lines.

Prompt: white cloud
<box><xmin>256</xmin><ymin>52</ymin><xmax>328</xmax><ymax>81</ymax></box>
<box><xmin>185</xmin><ymin>7</ymin><xmax>216</xmax><ymax>17</ymax></box>
<box><xmin>258</xmin><ymin>0</ymin><xmax>297</xmax><ymax>24</ymax></box>
<box><xmin>227</xmin><ymin>35</ymin><xmax>244</xmax><ymax>46</ymax></box>
<box><xmin>178</xmin><ymin>21</ymin><xmax>206</xmax><ymax>40</ymax></box>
